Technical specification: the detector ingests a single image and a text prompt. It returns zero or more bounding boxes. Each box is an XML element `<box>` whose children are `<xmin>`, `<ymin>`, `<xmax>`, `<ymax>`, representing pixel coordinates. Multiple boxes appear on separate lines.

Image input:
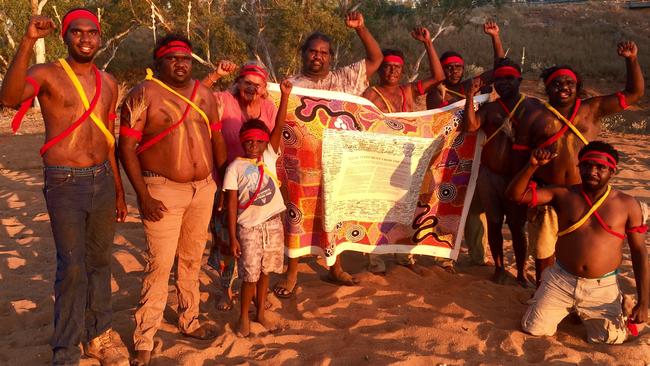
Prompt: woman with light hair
<box><xmin>202</xmin><ymin>60</ymin><xmax>278</xmax><ymax>311</ymax></box>
<box><xmin>203</xmin><ymin>60</ymin><xmax>278</xmax><ymax>162</ymax></box>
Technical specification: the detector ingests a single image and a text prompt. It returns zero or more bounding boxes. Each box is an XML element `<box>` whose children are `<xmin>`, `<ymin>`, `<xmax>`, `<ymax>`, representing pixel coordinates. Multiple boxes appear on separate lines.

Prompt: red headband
<box><xmin>494</xmin><ymin>66</ymin><xmax>521</xmax><ymax>79</ymax></box>
<box><xmin>545</xmin><ymin>68</ymin><xmax>577</xmax><ymax>86</ymax></box>
<box><xmin>61</xmin><ymin>9</ymin><xmax>100</xmax><ymax>38</ymax></box>
<box><xmin>441</xmin><ymin>56</ymin><xmax>464</xmax><ymax>66</ymax></box>
<box><xmin>383</xmin><ymin>55</ymin><xmax>404</xmax><ymax>65</ymax></box>
<box><xmin>240</xmin><ymin>128</ymin><xmax>270</xmax><ymax>143</ymax></box>
<box><xmin>579</xmin><ymin>151</ymin><xmax>617</xmax><ymax>170</ymax></box>
<box><xmin>155</xmin><ymin>40</ymin><xmax>193</xmax><ymax>59</ymax></box>
<box><xmin>239</xmin><ymin>65</ymin><xmax>268</xmax><ymax>82</ymax></box>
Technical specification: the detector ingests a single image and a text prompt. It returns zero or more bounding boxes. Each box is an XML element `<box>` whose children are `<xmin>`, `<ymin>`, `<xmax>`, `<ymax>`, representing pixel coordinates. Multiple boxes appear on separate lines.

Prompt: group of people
<box><xmin>0</xmin><ymin>7</ymin><xmax>647</xmax><ymax>366</ymax></box>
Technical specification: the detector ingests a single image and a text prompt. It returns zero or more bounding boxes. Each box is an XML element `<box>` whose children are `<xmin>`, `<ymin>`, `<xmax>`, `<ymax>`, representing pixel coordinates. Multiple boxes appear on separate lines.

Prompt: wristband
<box><xmin>210</xmin><ymin>121</ymin><xmax>223</xmax><ymax>132</ymax></box>
<box><xmin>616</xmin><ymin>91</ymin><xmax>628</xmax><ymax>110</ymax></box>
<box><xmin>416</xmin><ymin>80</ymin><xmax>425</xmax><ymax>96</ymax></box>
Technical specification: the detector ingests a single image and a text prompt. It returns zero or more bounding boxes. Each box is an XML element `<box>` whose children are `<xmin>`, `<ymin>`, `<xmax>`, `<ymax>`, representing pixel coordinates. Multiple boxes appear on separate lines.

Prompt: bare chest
<box><xmin>39</xmin><ymin>72</ymin><xmax>112</xmax><ymax>131</ymax></box>
<box><xmin>145</xmin><ymin>97</ymin><xmax>209</xmax><ymax>135</ymax></box>
<box><xmin>558</xmin><ymin>195</ymin><xmax>628</xmax><ymax>233</ymax></box>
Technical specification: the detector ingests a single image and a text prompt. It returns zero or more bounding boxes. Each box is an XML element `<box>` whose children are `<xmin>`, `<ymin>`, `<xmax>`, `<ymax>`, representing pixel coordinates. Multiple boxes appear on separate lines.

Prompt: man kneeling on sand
<box><xmin>507</xmin><ymin>142</ymin><xmax>648</xmax><ymax>343</ymax></box>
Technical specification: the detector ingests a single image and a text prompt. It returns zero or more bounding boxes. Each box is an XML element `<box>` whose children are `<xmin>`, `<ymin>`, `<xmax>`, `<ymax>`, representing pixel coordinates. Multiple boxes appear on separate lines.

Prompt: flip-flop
<box><xmin>439</xmin><ymin>261</ymin><xmax>456</xmax><ymax>274</ymax></box>
<box><xmin>216</xmin><ymin>298</ymin><xmax>233</xmax><ymax>311</ymax></box>
<box><xmin>273</xmin><ymin>280</ymin><xmax>296</xmax><ymax>299</ymax></box>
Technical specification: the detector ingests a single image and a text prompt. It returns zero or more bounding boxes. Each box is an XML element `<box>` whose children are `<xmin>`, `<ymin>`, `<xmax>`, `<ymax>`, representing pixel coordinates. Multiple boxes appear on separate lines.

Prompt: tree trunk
<box><xmin>31</xmin><ymin>0</ymin><xmax>47</xmax><ymax>65</ymax></box>
<box><xmin>31</xmin><ymin>0</ymin><xmax>47</xmax><ymax>109</ymax></box>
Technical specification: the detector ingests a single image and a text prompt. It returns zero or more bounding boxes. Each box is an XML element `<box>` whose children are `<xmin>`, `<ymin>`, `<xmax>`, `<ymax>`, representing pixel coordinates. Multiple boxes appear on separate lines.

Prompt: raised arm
<box><xmin>200</xmin><ymin>60</ymin><xmax>237</xmax><ymax>89</ymax></box>
<box><xmin>270</xmin><ymin>80</ymin><xmax>292</xmax><ymax>152</ymax></box>
<box><xmin>0</xmin><ymin>16</ymin><xmax>55</xmax><ymax>107</ymax></box>
<box><xmin>483</xmin><ymin>21</ymin><xmax>505</xmax><ymax>65</ymax></box>
<box><xmin>627</xmin><ymin>198</ymin><xmax>649</xmax><ymax>324</ymax></box>
<box><xmin>463</xmin><ymin>78</ymin><xmax>483</xmax><ymax>132</ymax></box>
<box><xmin>462</xmin><ymin>21</ymin><xmax>505</xmax><ymax>91</ymax></box>
<box><xmin>589</xmin><ymin>41</ymin><xmax>644</xmax><ymax>119</ymax></box>
<box><xmin>506</xmin><ymin>148</ymin><xmax>560</xmax><ymax>206</ymax></box>
<box><xmin>409</xmin><ymin>27</ymin><xmax>445</xmax><ymax>96</ymax></box>
<box><xmin>345</xmin><ymin>12</ymin><xmax>383</xmax><ymax>77</ymax></box>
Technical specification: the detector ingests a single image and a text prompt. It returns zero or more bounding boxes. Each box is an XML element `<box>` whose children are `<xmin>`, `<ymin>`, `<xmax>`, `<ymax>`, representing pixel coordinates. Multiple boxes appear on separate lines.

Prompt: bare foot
<box><xmin>256</xmin><ymin>314</ymin><xmax>281</xmax><ymax>333</ymax></box>
<box><xmin>622</xmin><ymin>294</ymin><xmax>646</xmax><ymax>336</ymax></box>
<box><xmin>236</xmin><ymin>315</ymin><xmax>250</xmax><ymax>337</ymax></box>
<box><xmin>490</xmin><ymin>269</ymin><xmax>507</xmax><ymax>284</ymax></box>
<box><xmin>182</xmin><ymin>323</ymin><xmax>219</xmax><ymax>340</ymax></box>
<box><xmin>326</xmin><ymin>269</ymin><xmax>359</xmax><ymax>286</ymax></box>
<box><xmin>567</xmin><ymin>311</ymin><xmax>582</xmax><ymax>325</ymax></box>
<box><xmin>622</xmin><ymin>294</ymin><xmax>636</xmax><ymax>316</ymax></box>
<box><xmin>516</xmin><ymin>274</ymin><xmax>531</xmax><ymax>288</ymax></box>
<box><xmin>131</xmin><ymin>350</ymin><xmax>151</xmax><ymax>366</ymax></box>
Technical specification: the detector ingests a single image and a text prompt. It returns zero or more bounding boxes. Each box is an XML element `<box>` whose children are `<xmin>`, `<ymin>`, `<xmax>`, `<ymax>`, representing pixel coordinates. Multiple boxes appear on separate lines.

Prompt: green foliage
<box><xmin>0</xmin><ymin>0</ymin><xmax>648</xmax><ymax>88</ymax></box>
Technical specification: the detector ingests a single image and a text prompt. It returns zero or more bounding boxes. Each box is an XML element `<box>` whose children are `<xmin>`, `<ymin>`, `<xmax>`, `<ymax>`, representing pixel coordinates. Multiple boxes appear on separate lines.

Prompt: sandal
<box><xmin>273</xmin><ymin>279</ymin><xmax>297</xmax><ymax>299</ymax></box>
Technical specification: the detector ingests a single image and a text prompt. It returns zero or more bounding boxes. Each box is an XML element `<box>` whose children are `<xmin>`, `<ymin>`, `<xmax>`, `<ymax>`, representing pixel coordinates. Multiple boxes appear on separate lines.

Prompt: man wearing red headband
<box><xmin>425</xmin><ymin>21</ymin><xmax>505</xmax><ymax>110</ymax></box>
<box><xmin>288</xmin><ymin>11</ymin><xmax>382</xmax><ymax>96</ymax></box>
<box><xmin>361</xmin><ymin>27</ymin><xmax>445</xmax><ymax>275</ymax></box>
<box><xmin>0</xmin><ymin>9</ymin><xmax>129</xmax><ymax>366</ymax></box>
<box><xmin>507</xmin><ymin>141</ymin><xmax>648</xmax><ymax>344</ymax></box>
<box><xmin>118</xmin><ymin>34</ymin><xmax>227</xmax><ymax>366</ymax></box>
<box><xmin>464</xmin><ymin>58</ymin><xmax>537</xmax><ymax>287</ymax></box>
<box><xmin>422</xmin><ymin>21</ymin><xmax>507</xmax><ymax>274</ymax></box>
<box><xmin>273</xmin><ymin>11</ymin><xmax>382</xmax><ymax>297</ymax></box>
<box><xmin>362</xmin><ymin>27</ymin><xmax>445</xmax><ymax>114</ymax></box>
<box><xmin>512</xmin><ymin>41</ymin><xmax>644</xmax><ymax>287</ymax></box>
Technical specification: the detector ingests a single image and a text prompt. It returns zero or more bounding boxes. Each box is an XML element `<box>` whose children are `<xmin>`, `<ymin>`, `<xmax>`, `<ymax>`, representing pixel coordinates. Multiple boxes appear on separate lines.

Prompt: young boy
<box><xmin>225</xmin><ymin>80</ymin><xmax>292</xmax><ymax>337</ymax></box>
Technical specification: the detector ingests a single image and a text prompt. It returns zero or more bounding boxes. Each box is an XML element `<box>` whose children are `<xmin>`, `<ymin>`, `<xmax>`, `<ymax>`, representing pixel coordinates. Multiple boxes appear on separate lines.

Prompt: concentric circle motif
<box><xmin>384</xmin><ymin>118</ymin><xmax>404</xmax><ymax>131</ymax></box>
<box><xmin>344</xmin><ymin>224</ymin><xmax>366</xmax><ymax>242</ymax></box>
<box><xmin>436</xmin><ymin>183</ymin><xmax>457</xmax><ymax>203</ymax></box>
<box><xmin>286</xmin><ymin>203</ymin><xmax>303</xmax><ymax>225</ymax></box>
<box><xmin>451</xmin><ymin>133</ymin><xmax>464</xmax><ymax>148</ymax></box>
<box><xmin>282</xmin><ymin>126</ymin><xmax>298</xmax><ymax>146</ymax></box>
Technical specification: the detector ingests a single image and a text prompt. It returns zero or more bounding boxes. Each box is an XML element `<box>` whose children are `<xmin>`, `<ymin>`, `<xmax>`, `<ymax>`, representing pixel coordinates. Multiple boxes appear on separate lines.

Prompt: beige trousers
<box><xmin>522</xmin><ymin>263</ymin><xmax>628</xmax><ymax>344</ymax></box>
<box><xmin>133</xmin><ymin>175</ymin><xmax>216</xmax><ymax>351</ymax></box>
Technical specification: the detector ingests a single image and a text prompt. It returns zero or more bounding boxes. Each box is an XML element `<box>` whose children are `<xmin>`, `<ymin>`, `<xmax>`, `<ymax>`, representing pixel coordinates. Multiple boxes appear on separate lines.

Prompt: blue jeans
<box><xmin>44</xmin><ymin>161</ymin><xmax>116</xmax><ymax>365</ymax></box>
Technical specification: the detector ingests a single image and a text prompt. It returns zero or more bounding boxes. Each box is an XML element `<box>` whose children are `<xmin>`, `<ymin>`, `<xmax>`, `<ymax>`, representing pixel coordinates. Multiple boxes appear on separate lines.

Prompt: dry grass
<box><xmin>122</xmin><ymin>89</ymin><xmax>147</xmax><ymax>128</ymax></box>
<box><xmin>116</xmin><ymin>82</ymin><xmax>129</xmax><ymax>110</ymax></box>
<box><xmin>430</xmin><ymin>3</ymin><xmax>650</xmax><ymax>80</ymax></box>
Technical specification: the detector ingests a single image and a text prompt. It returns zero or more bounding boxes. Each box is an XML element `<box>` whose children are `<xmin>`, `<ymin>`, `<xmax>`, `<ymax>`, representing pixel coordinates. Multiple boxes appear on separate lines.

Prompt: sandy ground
<box><xmin>1</xmin><ymin>111</ymin><xmax>650</xmax><ymax>365</ymax></box>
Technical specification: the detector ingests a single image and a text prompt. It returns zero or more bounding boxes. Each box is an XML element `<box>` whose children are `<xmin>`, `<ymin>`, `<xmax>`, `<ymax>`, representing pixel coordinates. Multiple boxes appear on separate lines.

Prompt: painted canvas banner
<box><xmin>268</xmin><ymin>84</ymin><xmax>487</xmax><ymax>266</ymax></box>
